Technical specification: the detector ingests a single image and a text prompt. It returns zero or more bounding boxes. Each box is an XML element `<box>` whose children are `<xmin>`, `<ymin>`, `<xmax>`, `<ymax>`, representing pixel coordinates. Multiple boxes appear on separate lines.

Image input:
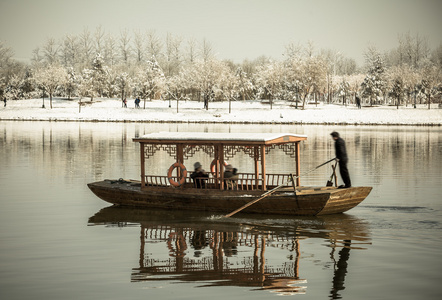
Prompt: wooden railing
<box><xmin>143</xmin><ymin>173</ymin><xmax>293</xmax><ymax>190</ymax></box>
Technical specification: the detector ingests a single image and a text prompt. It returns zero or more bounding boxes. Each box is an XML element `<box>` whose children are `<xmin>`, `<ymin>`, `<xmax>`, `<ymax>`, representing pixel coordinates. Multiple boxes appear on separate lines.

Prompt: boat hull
<box><xmin>87</xmin><ymin>180</ymin><xmax>372</xmax><ymax>216</ymax></box>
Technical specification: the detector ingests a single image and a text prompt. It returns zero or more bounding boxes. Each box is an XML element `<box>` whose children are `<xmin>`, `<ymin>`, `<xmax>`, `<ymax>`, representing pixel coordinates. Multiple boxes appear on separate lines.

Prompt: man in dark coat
<box><xmin>331</xmin><ymin>131</ymin><xmax>351</xmax><ymax>188</ymax></box>
<box><xmin>190</xmin><ymin>162</ymin><xmax>209</xmax><ymax>188</ymax></box>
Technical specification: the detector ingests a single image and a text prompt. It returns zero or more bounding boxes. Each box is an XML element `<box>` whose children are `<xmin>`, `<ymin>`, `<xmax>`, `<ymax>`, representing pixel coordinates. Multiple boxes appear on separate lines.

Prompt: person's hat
<box><xmin>225</xmin><ymin>164</ymin><xmax>233</xmax><ymax>171</ymax></box>
<box><xmin>194</xmin><ymin>162</ymin><xmax>202</xmax><ymax>169</ymax></box>
<box><xmin>330</xmin><ymin>131</ymin><xmax>340</xmax><ymax>138</ymax></box>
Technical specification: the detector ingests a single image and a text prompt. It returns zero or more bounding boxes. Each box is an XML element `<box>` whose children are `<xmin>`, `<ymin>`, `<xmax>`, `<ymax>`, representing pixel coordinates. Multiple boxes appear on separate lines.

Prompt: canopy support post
<box><xmin>219</xmin><ymin>144</ymin><xmax>225</xmax><ymax>190</ymax></box>
<box><xmin>140</xmin><ymin>142</ymin><xmax>146</xmax><ymax>189</ymax></box>
<box><xmin>295</xmin><ymin>142</ymin><xmax>301</xmax><ymax>186</ymax></box>
<box><xmin>261</xmin><ymin>145</ymin><xmax>266</xmax><ymax>191</ymax></box>
<box><xmin>254</xmin><ymin>146</ymin><xmax>260</xmax><ymax>190</ymax></box>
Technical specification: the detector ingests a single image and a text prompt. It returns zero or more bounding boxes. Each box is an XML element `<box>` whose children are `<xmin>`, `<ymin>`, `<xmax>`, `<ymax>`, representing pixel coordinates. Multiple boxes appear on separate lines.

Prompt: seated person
<box><xmin>223</xmin><ymin>164</ymin><xmax>238</xmax><ymax>190</ymax></box>
<box><xmin>190</xmin><ymin>162</ymin><xmax>209</xmax><ymax>188</ymax></box>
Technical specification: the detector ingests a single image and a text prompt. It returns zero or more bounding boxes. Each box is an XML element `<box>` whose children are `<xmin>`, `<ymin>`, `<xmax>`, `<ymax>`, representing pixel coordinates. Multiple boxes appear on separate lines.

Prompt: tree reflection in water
<box><xmin>89</xmin><ymin>207</ymin><xmax>370</xmax><ymax>297</ymax></box>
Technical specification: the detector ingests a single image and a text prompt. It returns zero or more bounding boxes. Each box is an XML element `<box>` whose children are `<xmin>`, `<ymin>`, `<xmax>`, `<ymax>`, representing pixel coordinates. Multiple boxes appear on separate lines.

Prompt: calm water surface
<box><xmin>0</xmin><ymin>121</ymin><xmax>441</xmax><ymax>300</ymax></box>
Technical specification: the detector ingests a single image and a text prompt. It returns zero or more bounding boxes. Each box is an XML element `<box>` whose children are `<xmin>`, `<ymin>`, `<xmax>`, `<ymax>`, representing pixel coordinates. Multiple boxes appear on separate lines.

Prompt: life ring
<box><xmin>210</xmin><ymin>159</ymin><xmax>228</xmax><ymax>175</ymax></box>
<box><xmin>168</xmin><ymin>162</ymin><xmax>187</xmax><ymax>187</ymax></box>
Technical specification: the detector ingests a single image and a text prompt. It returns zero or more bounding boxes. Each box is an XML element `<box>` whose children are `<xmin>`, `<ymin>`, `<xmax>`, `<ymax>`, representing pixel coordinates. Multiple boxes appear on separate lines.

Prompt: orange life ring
<box><xmin>210</xmin><ymin>159</ymin><xmax>228</xmax><ymax>175</ymax></box>
<box><xmin>168</xmin><ymin>162</ymin><xmax>187</xmax><ymax>187</ymax></box>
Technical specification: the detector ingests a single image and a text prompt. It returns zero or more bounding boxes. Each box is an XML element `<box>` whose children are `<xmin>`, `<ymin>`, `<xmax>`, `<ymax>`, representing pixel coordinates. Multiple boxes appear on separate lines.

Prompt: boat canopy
<box><xmin>133</xmin><ymin>132</ymin><xmax>307</xmax><ymax>145</ymax></box>
<box><xmin>133</xmin><ymin>132</ymin><xmax>308</xmax><ymax>191</ymax></box>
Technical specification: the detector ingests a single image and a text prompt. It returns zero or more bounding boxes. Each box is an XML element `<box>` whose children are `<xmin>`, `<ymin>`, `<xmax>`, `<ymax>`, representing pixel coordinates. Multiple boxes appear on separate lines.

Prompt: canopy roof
<box><xmin>133</xmin><ymin>132</ymin><xmax>307</xmax><ymax>145</ymax></box>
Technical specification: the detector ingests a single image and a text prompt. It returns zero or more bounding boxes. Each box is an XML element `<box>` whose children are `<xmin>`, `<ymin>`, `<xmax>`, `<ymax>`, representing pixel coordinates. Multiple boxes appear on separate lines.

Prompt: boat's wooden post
<box><xmin>290</xmin><ymin>173</ymin><xmax>297</xmax><ymax>193</ymax></box>
<box><xmin>214</xmin><ymin>145</ymin><xmax>219</xmax><ymax>188</ymax></box>
<box><xmin>332</xmin><ymin>163</ymin><xmax>338</xmax><ymax>187</ymax></box>
<box><xmin>140</xmin><ymin>142</ymin><xmax>146</xmax><ymax>189</ymax></box>
<box><xmin>254</xmin><ymin>146</ymin><xmax>260</xmax><ymax>190</ymax></box>
<box><xmin>261</xmin><ymin>145</ymin><xmax>266</xmax><ymax>191</ymax></box>
<box><xmin>295</xmin><ymin>141</ymin><xmax>301</xmax><ymax>186</ymax></box>
<box><xmin>219</xmin><ymin>144</ymin><xmax>225</xmax><ymax>190</ymax></box>
<box><xmin>177</xmin><ymin>143</ymin><xmax>184</xmax><ymax>184</ymax></box>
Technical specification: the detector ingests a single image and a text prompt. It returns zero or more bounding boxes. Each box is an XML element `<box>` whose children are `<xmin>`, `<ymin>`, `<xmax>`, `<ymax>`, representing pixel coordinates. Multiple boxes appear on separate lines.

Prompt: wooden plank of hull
<box><xmin>87</xmin><ymin>181</ymin><xmax>371</xmax><ymax>216</ymax></box>
<box><xmin>316</xmin><ymin>187</ymin><xmax>373</xmax><ymax>215</ymax></box>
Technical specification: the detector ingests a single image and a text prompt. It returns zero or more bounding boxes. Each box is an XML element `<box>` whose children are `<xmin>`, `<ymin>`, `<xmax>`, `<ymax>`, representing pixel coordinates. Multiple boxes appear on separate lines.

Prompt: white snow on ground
<box><xmin>1</xmin><ymin>98</ymin><xmax>441</xmax><ymax>125</ymax></box>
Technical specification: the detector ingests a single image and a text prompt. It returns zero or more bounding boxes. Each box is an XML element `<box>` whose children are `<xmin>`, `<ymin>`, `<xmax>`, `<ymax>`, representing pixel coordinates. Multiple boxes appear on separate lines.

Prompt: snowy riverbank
<box><xmin>1</xmin><ymin>98</ymin><xmax>441</xmax><ymax>126</ymax></box>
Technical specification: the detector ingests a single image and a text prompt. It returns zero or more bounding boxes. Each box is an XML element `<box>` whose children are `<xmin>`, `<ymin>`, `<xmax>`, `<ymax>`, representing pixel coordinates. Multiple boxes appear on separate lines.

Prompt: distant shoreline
<box><xmin>1</xmin><ymin>98</ymin><xmax>441</xmax><ymax>126</ymax></box>
<box><xmin>1</xmin><ymin>117</ymin><xmax>440</xmax><ymax>126</ymax></box>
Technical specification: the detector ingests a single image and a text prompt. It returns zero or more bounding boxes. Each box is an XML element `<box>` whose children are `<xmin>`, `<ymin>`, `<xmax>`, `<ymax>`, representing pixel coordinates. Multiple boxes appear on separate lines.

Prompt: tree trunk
<box><xmin>302</xmin><ymin>94</ymin><xmax>307</xmax><ymax>110</ymax></box>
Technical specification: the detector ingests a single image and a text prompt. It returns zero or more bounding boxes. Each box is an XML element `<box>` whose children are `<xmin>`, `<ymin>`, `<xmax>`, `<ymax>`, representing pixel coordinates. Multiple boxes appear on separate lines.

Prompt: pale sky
<box><xmin>1</xmin><ymin>0</ymin><xmax>441</xmax><ymax>65</ymax></box>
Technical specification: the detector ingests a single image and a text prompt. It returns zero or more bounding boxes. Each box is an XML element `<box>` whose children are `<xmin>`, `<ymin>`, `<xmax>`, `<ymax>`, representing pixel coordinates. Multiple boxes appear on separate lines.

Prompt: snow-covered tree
<box><xmin>255</xmin><ymin>61</ymin><xmax>282</xmax><ymax>109</ymax></box>
<box><xmin>91</xmin><ymin>53</ymin><xmax>107</xmax><ymax>98</ymax></box>
<box><xmin>102</xmin><ymin>67</ymin><xmax>117</xmax><ymax>98</ymax></box>
<box><xmin>60</xmin><ymin>34</ymin><xmax>79</xmax><ymax>68</ymax></box>
<box><xmin>389</xmin><ymin>76</ymin><xmax>404</xmax><ymax>109</ymax></box>
<box><xmin>34</xmin><ymin>64</ymin><xmax>67</xmax><ymax>108</ymax></box>
<box><xmin>4</xmin><ymin>74</ymin><xmax>21</xmax><ymax>100</ymax></box>
<box><xmin>1</xmin><ymin>41</ymin><xmax>20</xmax><ymax>95</ymax></box>
<box><xmin>20</xmin><ymin>69</ymin><xmax>36</xmax><ymax>99</ymax></box>
<box><xmin>430</xmin><ymin>43</ymin><xmax>442</xmax><ymax>69</ymax></box>
<box><xmin>420</xmin><ymin>62</ymin><xmax>441</xmax><ymax>109</ymax></box>
<box><xmin>119</xmin><ymin>30</ymin><xmax>131</xmax><ymax>65</ymax></box>
<box><xmin>347</xmin><ymin>74</ymin><xmax>365</xmax><ymax>104</ymax></box>
<box><xmin>104</xmin><ymin>34</ymin><xmax>118</xmax><ymax>67</ymax></box>
<box><xmin>236</xmin><ymin>67</ymin><xmax>254</xmax><ymax>101</ymax></box>
<box><xmin>79</xmin><ymin>28</ymin><xmax>93</xmax><ymax>68</ymax></box>
<box><xmin>133</xmin><ymin>57</ymin><xmax>165</xmax><ymax>108</ymax></box>
<box><xmin>78</xmin><ymin>68</ymin><xmax>94</xmax><ymax>101</ymax></box>
<box><xmin>63</xmin><ymin>67</ymin><xmax>77</xmax><ymax>99</ymax></box>
<box><xmin>386</xmin><ymin>65</ymin><xmax>417</xmax><ymax>108</ymax></box>
<box><xmin>388</xmin><ymin>32</ymin><xmax>430</xmax><ymax>69</ymax></box>
<box><xmin>288</xmin><ymin>55</ymin><xmax>327</xmax><ymax>109</ymax></box>
<box><xmin>336</xmin><ymin>76</ymin><xmax>351</xmax><ymax>106</ymax></box>
<box><xmin>221</xmin><ymin>68</ymin><xmax>240</xmax><ymax>113</ymax></box>
<box><xmin>162</xmin><ymin>33</ymin><xmax>182</xmax><ymax>77</ymax></box>
<box><xmin>42</xmin><ymin>38</ymin><xmax>60</xmax><ymax>65</ymax></box>
<box><xmin>133</xmin><ymin>30</ymin><xmax>145</xmax><ymax>65</ymax></box>
<box><xmin>190</xmin><ymin>59</ymin><xmax>228</xmax><ymax>110</ymax></box>
<box><xmin>116</xmin><ymin>72</ymin><xmax>131</xmax><ymax>104</ymax></box>
<box><xmin>166</xmin><ymin>70</ymin><xmax>189</xmax><ymax>113</ymax></box>
<box><xmin>94</xmin><ymin>26</ymin><xmax>106</xmax><ymax>57</ymax></box>
<box><xmin>361</xmin><ymin>47</ymin><xmax>386</xmax><ymax>106</ymax></box>
<box><xmin>146</xmin><ymin>30</ymin><xmax>163</xmax><ymax>59</ymax></box>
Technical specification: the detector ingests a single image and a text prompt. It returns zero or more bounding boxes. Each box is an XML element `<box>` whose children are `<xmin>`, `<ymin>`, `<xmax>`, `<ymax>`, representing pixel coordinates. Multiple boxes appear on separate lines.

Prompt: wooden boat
<box><xmin>88</xmin><ymin>132</ymin><xmax>372</xmax><ymax>216</ymax></box>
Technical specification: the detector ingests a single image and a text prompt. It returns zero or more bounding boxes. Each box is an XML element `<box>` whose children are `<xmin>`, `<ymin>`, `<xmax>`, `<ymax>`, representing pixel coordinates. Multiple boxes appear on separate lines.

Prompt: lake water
<box><xmin>1</xmin><ymin>121</ymin><xmax>441</xmax><ymax>300</ymax></box>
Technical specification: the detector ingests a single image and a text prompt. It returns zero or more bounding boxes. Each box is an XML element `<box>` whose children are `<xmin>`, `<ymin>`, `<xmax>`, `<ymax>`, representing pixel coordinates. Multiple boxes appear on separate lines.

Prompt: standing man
<box><xmin>331</xmin><ymin>131</ymin><xmax>351</xmax><ymax>188</ymax></box>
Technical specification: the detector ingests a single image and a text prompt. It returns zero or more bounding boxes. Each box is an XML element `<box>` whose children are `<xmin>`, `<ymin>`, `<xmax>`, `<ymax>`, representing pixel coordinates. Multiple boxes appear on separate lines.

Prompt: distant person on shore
<box><xmin>135</xmin><ymin>97</ymin><xmax>140</xmax><ymax>108</ymax></box>
<box><xmin>331</xmin><ymin>131</ymin><xmax>351</xmax><ymax>188</ymax></box>
<box><xmin>355</xmin><ymin>95</ymin><xmax>361</xmax><ymax>109</ymax></box>
<box><xmin>123</xmin><ymin>98</ymin><xmax>127</xmax><ymax>108</ymax></box>
<box><xmin>3</xmin><ymin>97</ymin><xmax>6</xmax><ymax>107</ymax></box>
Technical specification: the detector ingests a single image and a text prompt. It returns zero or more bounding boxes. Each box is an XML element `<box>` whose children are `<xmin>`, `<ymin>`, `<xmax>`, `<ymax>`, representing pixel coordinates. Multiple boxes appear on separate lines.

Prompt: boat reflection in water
<box><xmin>88</xmin><ymin>207</ymin><xmax>371</xmax><ymax>297</ymax></box>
